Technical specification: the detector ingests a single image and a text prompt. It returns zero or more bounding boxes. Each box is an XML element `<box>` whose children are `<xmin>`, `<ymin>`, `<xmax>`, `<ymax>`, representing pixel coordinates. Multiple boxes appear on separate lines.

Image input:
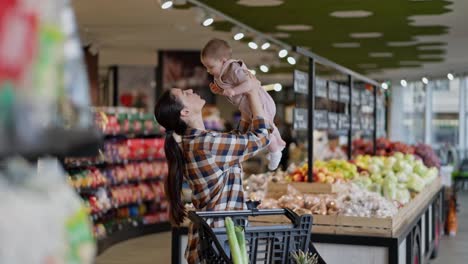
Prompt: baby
<box><xmin>201</xmin><ymin>38</ymin><xmax>286</xmax><ymax>170</ymax></box>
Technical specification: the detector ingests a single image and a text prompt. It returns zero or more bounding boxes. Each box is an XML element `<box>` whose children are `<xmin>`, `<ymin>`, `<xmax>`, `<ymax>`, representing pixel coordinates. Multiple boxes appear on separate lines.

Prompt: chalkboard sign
<box><xmin>294</xmin><ymin>70</ymin><xmax>308</xmax><ymax>94</ymax></box>
<box><xmin>352</xmin><ymin>116</ymin><xmax>361</xmax><ymax>130</ymax></box>
<box><xmin>339</xmin><ymin>85</ymin><xmax>350</xmax><ymax>103</ymax></box>
<box><xmin>315</xmin><ymin>110</ymin><xmax>328</xmax><ymax>129</ymax></box>
<box><xmin>352</xmin><ymin>89</ymin><xmax>361</xmax><ymax>106</ymax></box>
<box><xmin>328</xmin><ymin>82</ymin><xmax>339</xmax><ymax>101</ymax></box>
<box><xmin>293</xmin><ymin>108</ymin><xmax>308</xmax><ymax>130</ymax></box>
<box><xmin>328</xmin><ymin>112</ymin><xmax>338</xmax><ymax>130</ymax></box>
<box><xmin>316</xmin><ymin>77</ymin><xmax>328</xmax><ymax>98</ymax></box>
<box><xmin>339</xmin><ymin>114</ymin><xmax>350</xmax><ymax>130</ymax></box>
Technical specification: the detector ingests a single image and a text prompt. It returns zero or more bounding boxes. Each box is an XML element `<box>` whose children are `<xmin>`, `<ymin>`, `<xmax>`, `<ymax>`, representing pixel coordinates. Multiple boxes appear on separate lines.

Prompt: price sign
<box><xmin>339</xmin><ymin>85</ymin><xmax>350</xmax><ymax>103</ymax></box>
<box><xmin>328</xmin><ymin>112</ymin><xmax>338</xmax><ymax>130</ymax></box>
<box><xmin>339</xmin><ymin>114</ymin><xmax>350</xmax><ymax>130</ymax></box>
<box><xmin>293</xmin><ymin>108</ymin><xmax>308</xmax><ymax>130</ymax></box>
<box><xmin>315</xmin><ymin>110</ymin><xmax>328</xmax><ymax>129</ymax></box>
<box><xmin>316</xmin><ymin>77</ymin><xmax>327</xmax><ymax>98</ymax></box>
<box><xmin>328</xmin><ymin>82</ymin><xmax>339</xmax><ymax>101</ymax></box>
<box><xmin>294</xmin><ymin>70</ymin><xmax>308</xmax><ymax>94</ymax></box>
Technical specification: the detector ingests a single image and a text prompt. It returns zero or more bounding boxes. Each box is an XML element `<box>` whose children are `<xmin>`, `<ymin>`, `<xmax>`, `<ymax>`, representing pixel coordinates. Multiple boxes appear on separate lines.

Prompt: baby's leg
<box><xmin>267</xmin><ymin>126</ymin><xmax>285</xmax><ymax>170</ymax></box>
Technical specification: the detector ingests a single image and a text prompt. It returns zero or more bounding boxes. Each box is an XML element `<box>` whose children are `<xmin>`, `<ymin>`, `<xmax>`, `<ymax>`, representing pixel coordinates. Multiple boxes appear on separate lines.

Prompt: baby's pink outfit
<box><xmin>214</xmin><ymin>59</ymin><xmax>286</xmax><ymax>155</ymax></box>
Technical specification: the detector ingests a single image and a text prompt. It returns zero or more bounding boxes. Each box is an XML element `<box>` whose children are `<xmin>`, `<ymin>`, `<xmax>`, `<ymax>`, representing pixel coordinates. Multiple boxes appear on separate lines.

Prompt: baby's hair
<box><xmin>201</xmin><ymin>38</ymin><xmax>232</xmax><ymax>60</ymax></box>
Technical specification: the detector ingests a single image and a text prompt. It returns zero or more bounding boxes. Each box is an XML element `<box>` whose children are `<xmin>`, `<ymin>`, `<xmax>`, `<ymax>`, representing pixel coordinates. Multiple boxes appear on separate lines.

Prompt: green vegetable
<box><xmin>225</xmin><ymin>217</ymin><xmax>243</xmax><ymax>264</ymax></box>
<box><xmin>235</xmin><ymin>226</ymin><xmax>248</xmax><ymax>264</ymax></box>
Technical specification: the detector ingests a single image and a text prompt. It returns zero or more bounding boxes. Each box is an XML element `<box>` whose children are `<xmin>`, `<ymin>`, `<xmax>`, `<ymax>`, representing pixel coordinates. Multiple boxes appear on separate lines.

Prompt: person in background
<box><xmin>154</xmin><ymin>86</ymin><xmax>271</xmax><ymax>263</ymax></box>
<box><xmin>322</xmin><ymin>132</ymin><xmax>347</xmax><ymax>160</ymax></box>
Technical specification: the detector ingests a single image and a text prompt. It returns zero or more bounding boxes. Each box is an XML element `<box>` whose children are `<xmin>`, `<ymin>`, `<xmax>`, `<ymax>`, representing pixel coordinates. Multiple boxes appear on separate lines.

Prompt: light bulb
<box><xmin>202</xmin><ymin>17</ymin><xmax>214</xmax><ymax>27</ymax></box>
<box><xmin>447</xmin><ymin>73</ymin><xmax>454</xmax><ymax>81</ymax></box>
<box><xmin>261</xmin><ymin>42</ymin><xmax>271</xmax><ymax>50</ymax></box>
<box><xmin>422</xmin><ymin>77</ymin><xmax>429</xmax><ymax>84</ymax></box>
<box><xmin>160</xmin><ymin>0</ymin><xmax>173</xmax><ymax>9</ymax></box>
<box><xmin>287</xmin><ymin>56</ymin><xmax>296</xmax><ymax>65</ymax></box>
<box><xmin>260</xmin><ymin>65</ymin><xmax>269</xmax><ymax>73</ymax></box>
<box><xmin>400</xmin><ymin>79</ymin><xmax>407</xmax><ymax>87</ymax></box>
<box><xmin>274</xmin><ymin>83</ymin><xmax>282</xmax><ymax>92</ymax></box>
<box><xmin>381</xmin><ymin>82</ymin><xmax>388</xmax><ymax>89</ymax></box>
<box><xmin>278</xmin><ymin>49</ymin><xmax>288</xmax><ymax>58</ymax></box>
<box><xmin>233</xmin><ymin>32</ymin><xmax>244</xmax><ymax>40</ymax></box>
<box><xmin>248</xmin><ymin>42</ymin><xmax>258</xmax><ymax>50</ymax></box>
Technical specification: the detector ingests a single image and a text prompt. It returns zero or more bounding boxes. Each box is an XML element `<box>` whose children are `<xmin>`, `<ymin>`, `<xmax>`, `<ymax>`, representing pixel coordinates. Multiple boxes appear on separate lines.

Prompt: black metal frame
<box><xmin>293</xmin><ymin>47</ymin><xmax>381</xmax><ymax>181</ymax></box>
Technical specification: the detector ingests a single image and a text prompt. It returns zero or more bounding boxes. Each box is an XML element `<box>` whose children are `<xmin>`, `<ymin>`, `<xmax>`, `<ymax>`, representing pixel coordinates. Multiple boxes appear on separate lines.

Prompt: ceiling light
<box><xmin>400</xmin><ymin>79</ymin><xmax>408</xmax><ymax>87</ymax></box>
<box><xmin>381</xmin><ymin>82</ymin><xmax>388</xmax><ymax>89</ymax></box>
<box><xmin>278</xmin><ymin>49</ymin><xmax>288</xmax><ymax>58</ymax></box>
<box><xmin>160</xmin><ymin>0</ymin><xmax>173</xmax><ymax>9</ymax></box>
<box><xmin>248</xmin><ymin>41</ymin><xmax>258</xmax><ymax>49</ymax></box>
<box><xmin>233</xmin><ymin>32</ymin><xmax>244</xmax><ymax>40</ymax></box>
<box><xmin>249</xmin><ymin>69</ymin><xmax>256</xmax><ymax>75</ymax></box>
<box><xmin>422</xmin><ymin>77</ymin><xmax>429</xmax><ymax>84</ymax></box>
<box><xmin>202</xmin><ymin>17</ymin><xmax>214</xmax><ymax>26</ymax></box>
<box><xmin>447</xmin><ymin>73</ymin><xmax>454</xmax><ymax>81</ymax></box>
<box><xmin>350</xmin><ymin>32</ymin><xmax>383</xmax><ymax>39</ymax></box>
<box><xmin>261</xmin><ymin>42</ymin><xmax>271</xmax><ymax>50</ymax></box>
<box><xmin>260</xmin><ymin>65</ymin><xmax>269</xmax><ymax>73</ymax></box>
<box><xmin>287</xmin><ymin>56</ymin><xmax>296</xmax><ymax>65</ymax></box>
<box><xmin>332</xmin><ymin>42</ymin><xmax>360</xmax><ymax>48</ymax></box>
<box><xmin>274</xmin><ymin>83</ymin><xmax>282</xmax><ymax>92</ymax></box>
<box><xmin>330</xmin><ymin>10</ymin><xmax>373</xmax><ymax>18</ymax></box>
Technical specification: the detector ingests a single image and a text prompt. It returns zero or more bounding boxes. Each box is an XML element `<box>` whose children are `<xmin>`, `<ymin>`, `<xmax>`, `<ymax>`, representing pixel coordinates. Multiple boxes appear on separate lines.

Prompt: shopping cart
<box><xmin>188</xmin><ymin>208</ymin><xmax>325</xmax><ymax>264</ymax></box>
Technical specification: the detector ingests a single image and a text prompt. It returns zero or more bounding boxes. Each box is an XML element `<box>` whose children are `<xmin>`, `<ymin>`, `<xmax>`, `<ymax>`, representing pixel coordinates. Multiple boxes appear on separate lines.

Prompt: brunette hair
<box><xmin>201</xmin><ymin>38</ymin><xmax>232</xmax><ymax>60</ymax></box>
<box><xmin>154</xmin><ymin>90</ymin><xmax>188</xmax><ymax>225</ymax></box>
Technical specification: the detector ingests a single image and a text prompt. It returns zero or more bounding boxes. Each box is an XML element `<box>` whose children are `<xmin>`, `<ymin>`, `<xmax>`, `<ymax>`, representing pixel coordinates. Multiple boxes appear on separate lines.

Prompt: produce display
<box><xmin>353</xmin><ymin>153</ymin><xmax>438</xmax><ymax>206</ymax></box>
<box><xmin>259</xmin><ymin>184</ymin><xmax>397</xmax><ymax>218</ymax></box>
<box><xmin>351</xmin><ymin>138</ymin><xmax>440</xmax><ymax>169</ymax></box>
<box><xmin>94</xmin><ymin>107</ymin><xmax>162</xmax><ymax>136</ymax></box>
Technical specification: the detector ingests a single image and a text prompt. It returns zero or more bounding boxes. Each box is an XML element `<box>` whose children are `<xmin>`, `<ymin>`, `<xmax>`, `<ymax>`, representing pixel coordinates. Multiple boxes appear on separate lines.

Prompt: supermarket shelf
<box><xmin>74</xmin><ymin>176</ymin><xmax>165</xmax><ymax>193</ymax></box>
<box><xmin>0</xmin><ymin>127</ymin><xmax>103</xmax><ymax>161</ymax></box>
<box><xmin>104</xmin><ymin>132</ymin><xmax>163</xmax><ymax>139</ymax></box>
<box><xmin>97</xmin><ymin>221</ymin><xmax>171</xmax><ymax>255</ymax></box>
<box><xmin>64</xmin><ymin>157</ymin><xmax>167</xmax><ymax>170</ymax></box>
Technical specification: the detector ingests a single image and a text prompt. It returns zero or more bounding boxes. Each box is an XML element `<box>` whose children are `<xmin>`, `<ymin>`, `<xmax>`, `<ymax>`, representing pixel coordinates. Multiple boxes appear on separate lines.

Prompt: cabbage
<box><xmin>384</xmin><ymin>157</ymin><xmax>397</xmax><ymax>169</ymax></box>
<box><xmin>394</xmin><ymin>152</ymin><xmax>404</xmax><ymax>160</ymax></box>
<box><xmin>405</xmin><ymin>154</ymin><xmax>416</xmax><ymax>162</ymax></box>
<box><xmin>407</xmin><ymin>173</ymin><xmax>425</xmax><ymax>192</ymax></box>
<box><xmin>396</xmin><ymin>171</ymin><xmax>409</xmax><ymax>182</ymax></box>
<box><xmin>383</xmin><ymin>170</ymin><xmax>396</xmax><ymax>179</ymax></box>
<box><xmin>383</xmin><ymin>183</ymin><xmax>397</xmax><ymax>201</ymax></box>
<box><xmin>422</xmin><ymin>167</ymin><xmax>438</xmax><ymax>184</ymax></box>
<box><xmin>368</xmin><ymin>164</ymin><xmax>381</xmax><ymax>174</ymax></box>
<box><xmin>354</xmin><ymin>176</ymin><xmax>372</xmax><ymax>189</ymax></box>
<box><xmin>396</xmin><ymin>188</ymin><xmax>411</xmax><ymax>205</ymax></box>
<box><xmin>371</xmin><ymin>173</ymin><xmax>383</xmax><ymax>183</ymax></box>
<box><xmin>372</xmin><ymin>157</ymin><xmax>385</xmax><ymax>168</ymax></box>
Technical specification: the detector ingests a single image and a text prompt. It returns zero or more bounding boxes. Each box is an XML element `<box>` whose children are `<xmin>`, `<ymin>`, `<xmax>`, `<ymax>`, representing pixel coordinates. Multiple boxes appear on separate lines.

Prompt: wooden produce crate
<box><xmin>266</xmin><ymin>182</ymin><xmax>338</xmax><ymax>198</ymax></box>
<box><xmin>254</xmin><ymin>178</ymin><xmax>442</xmax><ymax>238</ymax></box>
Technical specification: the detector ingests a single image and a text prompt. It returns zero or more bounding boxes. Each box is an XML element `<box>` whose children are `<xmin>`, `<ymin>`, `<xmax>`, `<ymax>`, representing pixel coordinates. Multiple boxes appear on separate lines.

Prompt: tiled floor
<box><xmin>431</xmin><ymin>192</ymin><xmax>468</xmax><ymax>264</ymax></box>
<box><xmin>96</xmin><ymin>193</ymin><xmax>468</xmax><ymax>264</ymax></box>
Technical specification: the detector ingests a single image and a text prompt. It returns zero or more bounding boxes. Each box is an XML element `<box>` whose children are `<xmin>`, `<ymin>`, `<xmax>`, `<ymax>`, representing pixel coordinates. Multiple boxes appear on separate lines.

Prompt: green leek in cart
<box><xmin>225</xmin><ymin>217</ymin><xmax>248</xmax><ymax>264</ymax></box>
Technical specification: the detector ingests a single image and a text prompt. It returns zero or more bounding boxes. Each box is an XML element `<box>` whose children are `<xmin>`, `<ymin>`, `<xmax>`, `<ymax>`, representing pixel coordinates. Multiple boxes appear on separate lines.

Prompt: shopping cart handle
<box><xmin>188</xmin><ymin>208</ymin><xmax>301</xmax><ymax>226</ymax></box>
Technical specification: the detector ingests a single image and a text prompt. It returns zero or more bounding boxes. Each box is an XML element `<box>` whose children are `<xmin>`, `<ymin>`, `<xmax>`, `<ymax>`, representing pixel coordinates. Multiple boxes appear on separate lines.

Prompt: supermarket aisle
<box><xmin>96</xmin><ymin>232</ymin><xmax>171</xmax><ymax>264</ymax></box>
<box><xmin>432</xmin><ymin>191</ymin><xmax>468</xmax><ymax>264</ymax></box>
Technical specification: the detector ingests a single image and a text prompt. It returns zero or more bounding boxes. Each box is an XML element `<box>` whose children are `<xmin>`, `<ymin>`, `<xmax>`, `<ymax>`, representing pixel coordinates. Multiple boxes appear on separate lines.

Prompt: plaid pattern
<box><xmin>182</xmin><ymin>117</ymin><xmax>271</xmax><ymax>263</ymax></box>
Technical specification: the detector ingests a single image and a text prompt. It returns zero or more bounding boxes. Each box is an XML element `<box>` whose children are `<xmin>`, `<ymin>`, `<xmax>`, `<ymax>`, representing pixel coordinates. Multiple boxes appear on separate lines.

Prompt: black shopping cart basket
<box><xmin>188</xmin><ymin>208</ymin><xmax>326</xmax><ymax>264</ymax></box>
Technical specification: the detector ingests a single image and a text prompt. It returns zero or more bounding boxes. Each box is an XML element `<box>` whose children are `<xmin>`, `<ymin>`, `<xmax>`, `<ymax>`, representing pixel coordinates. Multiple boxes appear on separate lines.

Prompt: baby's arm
<box><xmin>224</xmin><ymin>77</ymin><xmax>257</xmax><ymax>97</ymax></box>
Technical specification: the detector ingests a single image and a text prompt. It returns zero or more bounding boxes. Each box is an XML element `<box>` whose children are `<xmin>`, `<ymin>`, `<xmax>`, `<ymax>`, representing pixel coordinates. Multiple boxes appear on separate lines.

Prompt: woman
<box><xmin>154</xmin><ymin>85</ymin><xmax>271</xmax><ymax>263</ymax></box>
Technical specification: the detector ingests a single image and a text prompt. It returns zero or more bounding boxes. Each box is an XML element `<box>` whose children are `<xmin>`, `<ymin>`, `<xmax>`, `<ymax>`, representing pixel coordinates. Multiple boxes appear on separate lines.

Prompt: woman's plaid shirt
<box><xmin>182</xmin><ymin>117</ymin><xmax>271</xmax><ymax>263</ymax></box>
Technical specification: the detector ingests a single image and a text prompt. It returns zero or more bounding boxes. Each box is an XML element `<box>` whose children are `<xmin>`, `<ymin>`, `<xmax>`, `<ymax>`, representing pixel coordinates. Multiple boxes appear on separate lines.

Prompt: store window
<box><xmin>431</xmin><ymin>78</ymin><xmax>459</xmax><ymax>150</ymax></box>
<box><xmin>401</xmin><ymin>82</ymin><xmax>425</xmax><ymax>144</ymax></box>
